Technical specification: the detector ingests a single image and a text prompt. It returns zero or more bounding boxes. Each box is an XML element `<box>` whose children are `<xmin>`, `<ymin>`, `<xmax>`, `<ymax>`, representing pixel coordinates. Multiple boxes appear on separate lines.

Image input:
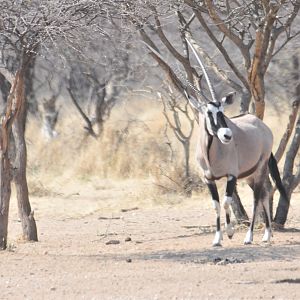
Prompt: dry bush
<box><xmin>73</xmin><ymin>121</ymin><xmax>170</xmax><ymax>178</ymax></box>
<box><xmin>26</xmin><ymin>99</ymin><xmax>195</xmax><ymax>193</ymax></box>
<box><xmin>152</xmin><ymin>163</ymin><xmax>205</xmax><ymax>196</ymax></box>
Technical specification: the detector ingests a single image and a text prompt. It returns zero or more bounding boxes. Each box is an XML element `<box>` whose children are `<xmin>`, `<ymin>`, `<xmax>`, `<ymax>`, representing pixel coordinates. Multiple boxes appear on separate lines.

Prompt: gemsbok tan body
<box><xmin>197</xmin><ymin>113</ymin><xmax>273</xmax><ymax>182</ymax></box>
<box><xmin>197</xmin><ymin>106</ymin><xmax>278</xmax><ymax>246</ymax></box>
<box><xmin>185</xmin><ymin>39</ymin><xmax>288</xmax><ymax>246</ymax></box>
<box><xmin>145</xmin><ymin>39</ymin><xmax>287</xmax><ymax>246</ymax></box>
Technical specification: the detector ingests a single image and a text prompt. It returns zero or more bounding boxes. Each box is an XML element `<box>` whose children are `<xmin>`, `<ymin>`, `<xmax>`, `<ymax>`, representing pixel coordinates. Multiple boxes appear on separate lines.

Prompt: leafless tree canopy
<box><xmin>0</xmin><ymin>0</ymin><xmax>110</xmax><ymax>249</ymax></box>
<box><xmin>109</xmin><ymin>1</ymin><xmax>300</xmax><ymax>116</ymax></box>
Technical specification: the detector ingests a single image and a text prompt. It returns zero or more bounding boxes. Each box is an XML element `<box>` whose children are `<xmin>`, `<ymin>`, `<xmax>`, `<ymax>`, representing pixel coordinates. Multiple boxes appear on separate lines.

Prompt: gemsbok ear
<box><xmin>221</xmin><ymin>92</ymin><xmax>236</xmax><ymax>105</ymax></box>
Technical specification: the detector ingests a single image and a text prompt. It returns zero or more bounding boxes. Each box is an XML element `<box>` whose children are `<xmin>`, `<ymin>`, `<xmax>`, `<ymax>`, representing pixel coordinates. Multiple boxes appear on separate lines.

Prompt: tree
<box><xmin>66</xmin><ymin>54</ymin><xmax>129</xmax><ymax>138</ymax></box>
<box><xmin>0</xmin><ymin>0</ymin><xmax>104</xmax><ymax>249</ymax></box>
<box><xmin>159</xmin><ymin>86</ymin><xmax>195</xmax><ymax>196</ymax></box>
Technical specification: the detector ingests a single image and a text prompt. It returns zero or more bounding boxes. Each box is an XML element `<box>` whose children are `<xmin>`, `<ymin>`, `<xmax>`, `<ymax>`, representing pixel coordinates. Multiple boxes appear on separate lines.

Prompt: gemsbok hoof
<box><xmin>212</xmin><ymin>231</ymin><xmax>223</xmax><ymax>247</ymax></box>
<box><xmin>261</xmin><ymin>228</ymin><xmax>272</xmax><ymax>243</ymax></box>
<box><xmin>244</xmin><ymin>230</ymin><xmax>253</xmax><ymax>245</ymax></box>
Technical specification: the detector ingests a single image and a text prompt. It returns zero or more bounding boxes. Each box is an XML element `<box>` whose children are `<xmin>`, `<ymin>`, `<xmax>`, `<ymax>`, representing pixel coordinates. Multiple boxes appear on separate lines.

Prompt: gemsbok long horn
<box><xmin>142</xmin><ymin>41</ymin><xmax>207</xmax><ymax>109</ymax></box>
<box><xmin>186</xmin><ymin>38</ymin><xmax>217</xmax><ymax>103</ymax></box>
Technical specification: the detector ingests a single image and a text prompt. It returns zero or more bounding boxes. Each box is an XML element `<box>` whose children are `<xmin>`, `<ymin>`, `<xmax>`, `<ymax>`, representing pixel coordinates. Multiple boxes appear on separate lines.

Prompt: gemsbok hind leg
<box><xmin>206</xmin><ymin>180</ymin><xmax>222</xmax><ymax>246</ymax></box>
<box><xmin>261</xmin><ymin>184</ymin><xmax>272</xmax><ymax>243</ymax></box>
<box><xmin>244</xmin><ymin>182</ymin><xmax>261</xmax><ymax>245</ymax></box>
<box><xmin>223</xmin><ymin>175</ymin><xmax>236</xmax><ymax>239</ymax></box>
<box><xmin>245</xmin><ymin>164</ymin><xmax>272</xmax><ymax>245</ymax></box>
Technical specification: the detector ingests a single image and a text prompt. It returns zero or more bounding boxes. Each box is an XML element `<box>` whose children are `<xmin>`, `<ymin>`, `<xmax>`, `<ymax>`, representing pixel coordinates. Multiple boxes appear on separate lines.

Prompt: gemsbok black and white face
<box><xmin>205</xmin><ymin>101</ymin><xmax>232</xmax><ymax>144</ymax></box>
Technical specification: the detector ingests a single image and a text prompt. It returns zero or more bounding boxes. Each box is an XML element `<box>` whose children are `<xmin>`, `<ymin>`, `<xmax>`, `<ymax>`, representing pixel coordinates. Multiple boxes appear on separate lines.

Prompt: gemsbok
<box><xmin>187</xmin><ymin>39</ymin><xmax>288</xmax><ymax>246</ymax></box>
<box><xmin>145</xmin><ymin>39</ymin><xmax>288</xmax><ymax>247</ymax></box>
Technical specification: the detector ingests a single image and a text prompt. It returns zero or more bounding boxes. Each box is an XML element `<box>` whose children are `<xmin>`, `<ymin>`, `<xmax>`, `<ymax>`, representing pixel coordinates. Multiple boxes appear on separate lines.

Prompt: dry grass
<box><xmin>26</xmin><ymin>98</ymin><xmax>197</xmax><ymax>195</ymax></box>
<box><xmin>25</xmin><ymin>97</ymin><xmax>295</xmax><ymax>197</ymax></box>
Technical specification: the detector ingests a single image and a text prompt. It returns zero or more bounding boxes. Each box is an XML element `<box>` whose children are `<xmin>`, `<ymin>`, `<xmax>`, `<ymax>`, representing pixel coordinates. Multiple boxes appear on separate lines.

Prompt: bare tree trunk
<box><xmin>0</xmin><ymin>76</ymin><xmax>13</xmax><ymax>249</ymax></box>
<box><xmin>0</xmin><ymin>75</ymin><xmax>17</xmax><ymax>249</ymax></box>
<box><xmin>41</xmin><ymin>96</ymin><xmax>59</xmax><ymax>140</ymax></box>
<box><xmin>0</xmin><ymin>140</ymin><xmax>12</xmax><ymax>249</ymax></box>
<box><xmin>274</xmin><ymin>116</ymin><xmax>300</xmax><ymax>226</ymax></box>
<box><xmin>274</xmin><ymin>187</ymin><xmax>292</xmax><ymax>227</ymax></box>
<box><xmin>183</xmin><ymin>141</ymin><xmax>190</xmax><ymax>179</ymax></box>
<box><xmin>183</xmin><ymin>141</ymin><xmax>192</xmax><ymax>197</ymax></box>
<box><xmin>0</xmin><ymin>73</ymin><xmax>11</xmax><ymax>115</ymax></box>
<box><xmin>248</xmin><ymin>40</ymin><xmax>266</xmax><ymax>120</ymax></box>
<box><xmin>12</xmin><ymin>69</ymin><xmax>37</xmax><ymax>241</ymax></box>
<box><xmin>272</xmin><ymin>56</ymin><xmax>300</xmax><ymax>226</ymax></box>
<box><xmin>25</xmin><ymin>55</ymin><xmax>38</xmax><ymax>114</ymax></box>
<box><xmin>90</xmin><ymin>83</ymin><xmax>106</xmax><ymax>136</ymax></box>
<box><xmin>240</xmin><ymin>90</ymin><xmax>251</xmax><ymax>114</ymax></box>
<box><xmin>275</xmin><ymin>57</ymin><xmax>300</xmax><ymax>162</ymax></box>
<box><xmin>67</xmin><ymin>87</ymin><xmax>98</xmax><ymax>139</ymax></box>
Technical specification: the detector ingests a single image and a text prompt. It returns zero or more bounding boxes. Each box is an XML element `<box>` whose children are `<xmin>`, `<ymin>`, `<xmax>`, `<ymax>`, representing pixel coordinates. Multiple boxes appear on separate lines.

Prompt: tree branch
<box><xmin>282</xmin><ymin>116</ymin><xmax>300</xmax><ymax>185</ymax></box>
<box><xmin>192</xmin><ymin>9</ymin><xmax>250</xmax><ymax>91</ymax></box>
<box><xmin>0</xmin><ymin>66</ymin><xmax>14</xmax><ymax>85</ymax></box>
<box><xmin>203</xmin><ymin>0</ymin><xmax>251</xmax><ymax>69</ymax></box>
<box><xmin>275</xmin><ymin>98</ymin><xmax>300</xmax><ymax>162</ymax></box>
<box><xmin>67</xmin><ymin>87</ymin><xmax>97</xmax><ymax>138</ymax></box>
<box><xmin>185</xmin><ymin>31</ymin><xmax>244</xmax><ymax>93</ymax></box>
<box><xmin>293</xmin><ymin>165</ymin><xmax>300</xmax><ymax>190</ymax></box>
<box><xmin>151</xmin><ymin>8</ymin><xmax>196</xmax><ymax>84</ymax></box>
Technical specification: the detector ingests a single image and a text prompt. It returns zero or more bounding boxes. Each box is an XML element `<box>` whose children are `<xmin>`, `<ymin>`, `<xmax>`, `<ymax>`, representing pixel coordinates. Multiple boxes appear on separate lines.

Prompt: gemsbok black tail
<box><xmin>268</xmin><ymin>153</ymin><xmax>288</xmax><ymax>202</ymax></box>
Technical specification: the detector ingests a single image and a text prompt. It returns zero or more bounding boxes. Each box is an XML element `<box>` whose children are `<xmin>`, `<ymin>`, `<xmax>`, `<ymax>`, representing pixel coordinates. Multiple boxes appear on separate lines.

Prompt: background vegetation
<box><xmin>0</xmin><ymin>0</ymin><xmax>299</xmax><ymax>247</ymax></box>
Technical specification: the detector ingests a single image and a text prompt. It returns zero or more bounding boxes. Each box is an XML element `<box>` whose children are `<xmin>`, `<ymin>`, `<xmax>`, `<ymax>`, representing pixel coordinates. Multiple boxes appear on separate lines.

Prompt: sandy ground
<box><xmin>1</xmin><ymin>179</ymin><xmax>300</xmax><ymax>300</ymax></box>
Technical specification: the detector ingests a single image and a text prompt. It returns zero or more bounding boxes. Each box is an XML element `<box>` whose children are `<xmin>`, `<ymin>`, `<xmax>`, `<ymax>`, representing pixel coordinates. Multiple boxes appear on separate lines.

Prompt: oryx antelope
<box><xmin>183</xmin><ymin>39</ymin><xmax>287</xmax><ymax>246</ymax></box>
<box><xmin>144</xmin><ymin>39</ymin><xmax>287</xmax><ymax>247</ymax></box>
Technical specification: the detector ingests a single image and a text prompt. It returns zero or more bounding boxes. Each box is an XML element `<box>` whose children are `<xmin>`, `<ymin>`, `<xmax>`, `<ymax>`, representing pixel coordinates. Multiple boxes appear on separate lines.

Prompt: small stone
<box><xmin>121</xmin><ymin>207</ymin><xmax>138</xmax><ymax>213</ymax></box>
<box><xmin>126</xmin><ymin>258</ymin><xmax>132</xmax><ymax>263</ymax></box>
<box><xmin>125</xmin><ymin>237</ymin><xmax>132</xmax><ymax>242</ymax></box>
<box><xmin>106</xmin><ymin>240</ymin><xmax>120</xmax><ymax>245</ymax></box>
<box><xmin>213</xmin><ymin>257</ymin><xmax>222</xmax><ymax>264</ymax></box>
<box><xmin>50</xmin><ymin>287</ymin><xmax>56</xmax><ymax>291</ymax></box>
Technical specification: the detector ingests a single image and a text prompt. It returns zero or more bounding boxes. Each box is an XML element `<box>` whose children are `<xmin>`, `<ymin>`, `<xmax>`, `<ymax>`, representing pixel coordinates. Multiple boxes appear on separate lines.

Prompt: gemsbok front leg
<box><xmin>223</xmin><ymin>175</ymin><xmax>236</xmax><ymax>239</ymax></box>
<box><xmin>206</xmin><ymin>180</ymin><xmax>222</xmax><ymax>246</ymax></box>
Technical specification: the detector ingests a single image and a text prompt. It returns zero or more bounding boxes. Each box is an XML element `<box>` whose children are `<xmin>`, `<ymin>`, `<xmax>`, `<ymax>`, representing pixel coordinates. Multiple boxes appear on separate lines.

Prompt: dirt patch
<box><xmin>1</xmin><ymin>180</ymin><xmax>300</xmax><ymax>299</ymax></box>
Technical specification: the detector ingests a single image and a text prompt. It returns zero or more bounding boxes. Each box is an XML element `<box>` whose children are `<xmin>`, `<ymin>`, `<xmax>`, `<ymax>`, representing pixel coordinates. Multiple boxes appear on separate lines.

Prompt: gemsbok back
<box><xmin>145</xmin><ymin>39</ymin><xmax>288</xmax><ymax>247</ymax></box>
